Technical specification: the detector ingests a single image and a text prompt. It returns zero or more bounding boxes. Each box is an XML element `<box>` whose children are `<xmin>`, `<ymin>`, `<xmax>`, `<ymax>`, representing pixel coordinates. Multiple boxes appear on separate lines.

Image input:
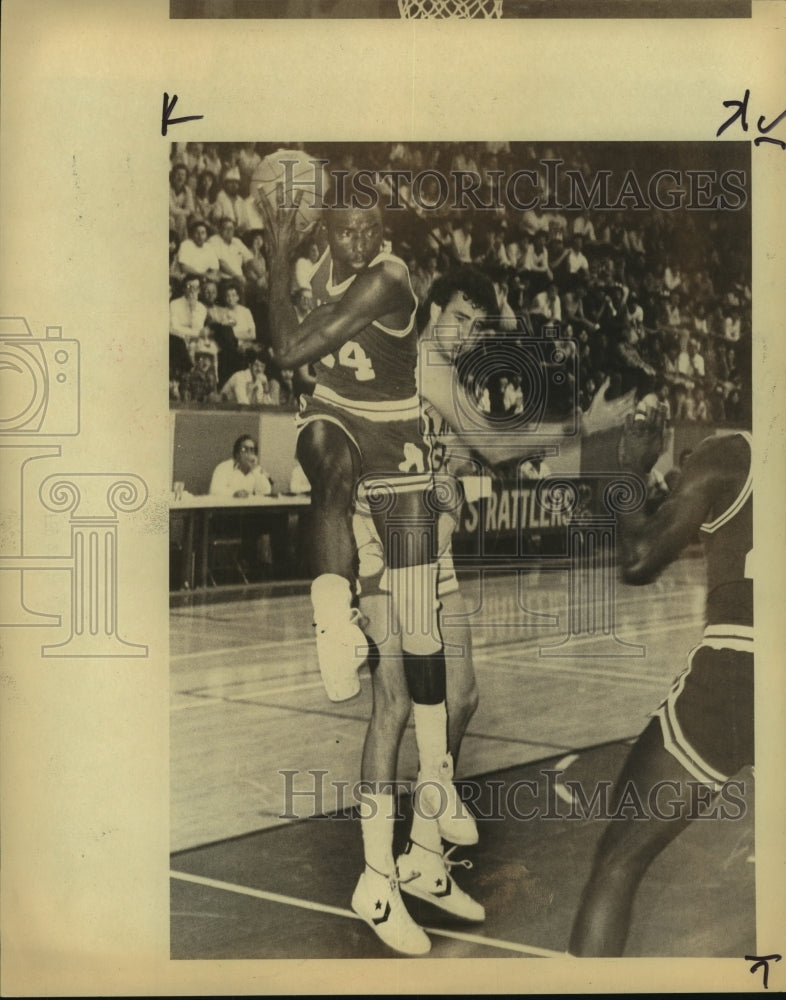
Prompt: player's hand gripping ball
<box><xmin>617</xmin><ymin>403</ymin><xmax>666</xmax><ymax>475</ymax></box>
<box><xmin>253</xmin><ymin>148</ymin><xmax>327</xmax><ymax>247</ymax></box>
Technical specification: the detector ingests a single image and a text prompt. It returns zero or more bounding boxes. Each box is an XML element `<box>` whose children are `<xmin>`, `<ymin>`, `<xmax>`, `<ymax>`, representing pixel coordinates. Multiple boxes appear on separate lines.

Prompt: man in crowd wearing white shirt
<box><xmin>209</xmin><ymin>218</ymin><xmax>254</xmax><ymax>289</ymax></box>
<box><xmin>209</xmin><ymin>434</ymin><xmax>273</xmax><ymax>498</ymax></box>
<box><xmin>564</xmin><ymin>234</ymin><xmax>589</xmax><ymax>284</ymax></box>
<box><xmin>176</xmin><ymin>221</ymin><xmax>221</xmax><ymax>283</ymax></box>
<box><xmin>170</xmin><ymin>275</ymin><xmax>208</xmax><ymax>344</ymax></box>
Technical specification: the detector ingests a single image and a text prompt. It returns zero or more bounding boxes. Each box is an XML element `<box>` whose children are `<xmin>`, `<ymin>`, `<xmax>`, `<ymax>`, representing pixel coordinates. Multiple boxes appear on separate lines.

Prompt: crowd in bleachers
<box><xmin>169</xmin><ymin>141</ymin><xmax>751</xmax><ymax>428</ymax></box>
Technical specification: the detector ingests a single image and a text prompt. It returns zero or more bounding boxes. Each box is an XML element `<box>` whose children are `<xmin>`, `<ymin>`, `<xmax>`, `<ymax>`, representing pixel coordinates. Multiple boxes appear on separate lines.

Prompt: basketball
<box><xmin>253</xmin><ymin>148</ymin><xmax>328</xmax><ymax>235</ymax></box>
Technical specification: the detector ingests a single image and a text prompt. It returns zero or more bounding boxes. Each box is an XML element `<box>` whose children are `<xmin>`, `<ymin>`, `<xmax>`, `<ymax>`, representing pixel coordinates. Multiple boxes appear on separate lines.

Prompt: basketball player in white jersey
<box><xmin>353</xmin><ymin>266</ymin><xmax>636</xmax><ymax>950</ymax></box>
<box><xmin>570</xmin><ymin>410</ymin><xmax>754</xmax><ymax>955</ymax></box>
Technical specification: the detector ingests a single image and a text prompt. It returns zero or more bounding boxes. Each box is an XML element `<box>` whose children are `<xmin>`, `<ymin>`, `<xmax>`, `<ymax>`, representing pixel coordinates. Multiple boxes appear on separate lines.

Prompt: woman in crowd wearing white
<box><xmin>209</xmin><ymin>435</ymin><xmax>273</xmax><ymax>499</ymax></box>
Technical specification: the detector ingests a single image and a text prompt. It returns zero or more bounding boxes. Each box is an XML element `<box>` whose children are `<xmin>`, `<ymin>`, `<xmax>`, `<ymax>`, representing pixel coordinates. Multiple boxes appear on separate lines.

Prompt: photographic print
<box><xmin>2</xmin><ymin>1</ymin><xmax>784</xmax><ymax>995</ymax></box>
<box><xmin>168</xmin><ymin>140</ymin><xmax>756</xmax><ymax>962</ymax></box>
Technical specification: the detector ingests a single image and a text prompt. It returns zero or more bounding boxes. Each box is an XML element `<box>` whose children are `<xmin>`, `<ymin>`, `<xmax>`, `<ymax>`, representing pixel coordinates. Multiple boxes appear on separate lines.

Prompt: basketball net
<box><xmin>397</xmin><ymin>0</ymin><xmax>502</xmax><ymax>17</ymax></box>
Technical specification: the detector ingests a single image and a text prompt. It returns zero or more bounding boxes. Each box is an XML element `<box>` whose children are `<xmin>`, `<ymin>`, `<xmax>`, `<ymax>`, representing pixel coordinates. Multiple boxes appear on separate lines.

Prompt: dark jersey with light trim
<box><xmin>310</xmin><ymin>248</ymin><xmax>419</xmax><ymax>408</ymax></box>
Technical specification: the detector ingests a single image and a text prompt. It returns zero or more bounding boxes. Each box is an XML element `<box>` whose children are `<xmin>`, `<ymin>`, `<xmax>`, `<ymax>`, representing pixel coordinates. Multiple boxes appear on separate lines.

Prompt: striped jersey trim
<box><xmin>313</xmin><ymin>384</ymin><xmax>420</xmax><ymax>421</ymax></box>
<box><xmin>700</xmin><ymin>432</ymin><xmax>752</xmax><ymax>534</ymax></box>
<box><xmin>701</xmin><ymin>623</ymin><xmax>754</xmax><ymax>651</ymax></box>
<box><xmin>654</xmin><ymin>699</ymin><xmax>729</xmax><ymax>790</ymax></box>
<box><xmin>294</xmin><ymin>411</ymin><xmax>361</xmax><ymax>458</ymax></box>
<box><xmin>324</xmin><ymin>252</ymin><xmax>417</xmax><ymax>339</ymax></box>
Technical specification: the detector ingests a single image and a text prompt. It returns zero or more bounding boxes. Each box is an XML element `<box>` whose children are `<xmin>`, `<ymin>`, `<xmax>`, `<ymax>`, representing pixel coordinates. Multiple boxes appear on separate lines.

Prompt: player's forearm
<box><xmin>274</xmin><ymin>304</ymin><xmax>345</xmax><ymax>368</ymax></box>
<box><xmin>616</xmin><ymin>511</ymin><xmax>664</xmax><ymax>584</ymax></box>
<box><xmin>266</xmin><ymin>250</ymin><xmax>302</xmax><ymax>361</ymax></box>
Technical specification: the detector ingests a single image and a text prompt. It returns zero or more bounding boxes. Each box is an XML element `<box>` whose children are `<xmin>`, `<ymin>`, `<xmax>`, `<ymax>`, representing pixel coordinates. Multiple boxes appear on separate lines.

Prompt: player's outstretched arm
<box><xmin>580</xmin><ymin>378</ymin><xmax>636</xmax><ymax>436</ymax></box>
<box><xmin>616</xmin><ymin>422</ymin><xmax>719</xmax><ymax>584</ymax></box>
<box><xmin>273</xmin><ymin>261</ymin><xmax>411</xmax><ymax>369</ymax></box>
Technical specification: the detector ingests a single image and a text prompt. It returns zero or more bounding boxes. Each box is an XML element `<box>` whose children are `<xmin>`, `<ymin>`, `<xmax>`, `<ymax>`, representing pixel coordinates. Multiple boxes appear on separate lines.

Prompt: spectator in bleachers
<box><xmin>169</xmin><ymin>164</ymin><xmax>194</xmax><ymax>243</ymax></box>
<box><xmin>237</xmin><ymin>142</ymin><xmax>262</xmax><ymax>198</ymax></box>
<box><xmin>169</xmin><ymin>276</ymin><xmax>192</xmax><ymax>401</ymax></box>
<box><xmin>531</xmin><ymin>281</ymin><xmax>562</xmax><ymax>326</ymax></box>
<box><xmin>450</xmin><ymin>215</ymin><xmax>474</xmax><ymax>263</ymax></box>
<box><xmin>209</xmin><ymin>218</ymin><xmax>254</xmax><ymax>290</ymax></box>
<box><xmin>176</xmin><ymin>220</ymin><xmax>221</xmax><ymax>283</ymax></box>
<box><xmin>182</xmin><ymin>142</ymin><xmax>206</xmax><ymax>184</ymax></box>
<box><xmin>202</xmin><ymin>143</ymin><xmax>223</xmax><ymax>182</ymax></box>
<box><xmin>218</xmin><ymin>281</ymin><xmax>256</xmax><ymax>351</ymax></box>
<box><xmin>662</xmin><ymin>255</ymin><xmax>682</xmax><ymax>293</ymax></box>
<box><xmin>723</xmin><ymin>306</ymin><xmax>742</xmax><ymax>343</ymax></box>
<box><xmin>292</xmin><ymin>287</ymin><xmax>314</xmax><ymax>325</ymax></box>
<box><xmin>170</xmin><ymin>274</ymin><xmax>208</xmax><ymax>344</ymax></box>
<box><xmin>688</xmin><ymin>338</ymin><xmax>705</xmax><ymax>381</ymax></box>
<box><xmin>293</xmin><ymin>239</ymin><xmax>321</xmax><ymax>294</ymax></box>
<box><xmin>192</xmin><ymin>169</ymin><xmax>220</xmax><ymax>228</ymax></box>
<box><xmin>213</xmin><ymin>166</ymin><xmax>250</xmax><ymax>234</ymax></box>
<box><xmin>220</xmin><ymin>347</ymin><xmax>273</xmax><ymax>406</ymax></box>
<box><xmin>664</xmin><ymin>290</ymin><xmax>682</xmax><ymax>328</ymax></box>
<box><xmin>485</xmin><ymin>264</ymin><xmax>519</xmax><ymax>332</ymax></box>
<box><xmin>522</xmin><ymin>232</ymin><xmax>553</xmax><ymax>295</ymax></box>
<box><xmin>169</xmin><ymin>230</ymin><xmax>182</xmax><ymax>282</ymax></box>
<box><xmin>181</xmin><ymin>344</ymin><xmax>220</xmax><ymax>404</ymax></box>
<box><xmin>693</xmin><ymin>386</ymin><xmax>710</xmax><ymax>423</ymax></box>
<box><xmin>572</xmin><ymin>210</ymin><xmax>597</xmax><ymax>244</ymax></box>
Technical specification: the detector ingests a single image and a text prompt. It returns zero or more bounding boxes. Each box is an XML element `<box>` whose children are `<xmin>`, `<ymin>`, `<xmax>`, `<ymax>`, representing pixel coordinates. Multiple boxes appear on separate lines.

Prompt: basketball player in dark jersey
<box><xmin>261</xmin><ymin>188</ymin><xmax>478</xmax><ymax>954</ymax></box>
<box><xmin>569</xmin><ymin>409</ymin><xmax>753</xmax><ymax>956</ymax></box>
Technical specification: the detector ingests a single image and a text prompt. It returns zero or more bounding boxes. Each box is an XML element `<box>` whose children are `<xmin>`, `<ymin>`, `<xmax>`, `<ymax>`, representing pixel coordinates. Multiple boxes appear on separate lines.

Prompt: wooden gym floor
<box><xmin>170</xmin><ymin>556</ymin><xmax>755</xmax><ymax>959</ymax></box>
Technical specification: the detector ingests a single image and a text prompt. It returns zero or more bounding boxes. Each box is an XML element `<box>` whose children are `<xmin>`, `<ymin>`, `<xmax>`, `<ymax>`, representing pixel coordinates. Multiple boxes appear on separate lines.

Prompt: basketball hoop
<box><xmin>397</xmin><ymin>0</ymin><xmax>503</xmax><ymax>17</ymax></box>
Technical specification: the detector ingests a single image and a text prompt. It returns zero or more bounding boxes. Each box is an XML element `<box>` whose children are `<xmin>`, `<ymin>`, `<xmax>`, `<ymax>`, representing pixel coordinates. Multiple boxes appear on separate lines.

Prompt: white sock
<box><xmin>413</xmin><ymin>701</ymin><xmax>449</xmax><ymax>777</ymax></box>
<box><xmin>409</xmin><ymin>809</ymin><xmax>442</xmax><ymax>853</ymax></box>
<box><xmin>311</xmin><ymin>573</ymin><xmax>352</xmax><ymax>627</ymax></box>
<box><xmin>359</xmin><ymin>792</ymin><xmax>396</xmax><ymax>876</ymax></box>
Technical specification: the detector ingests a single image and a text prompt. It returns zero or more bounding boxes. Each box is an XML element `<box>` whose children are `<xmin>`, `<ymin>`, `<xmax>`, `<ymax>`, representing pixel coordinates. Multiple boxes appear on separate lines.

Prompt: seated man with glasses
<box><xmin>209</xmin><ymin>434</ymin><xmax>273</xmax><ymax>498</ymax></box>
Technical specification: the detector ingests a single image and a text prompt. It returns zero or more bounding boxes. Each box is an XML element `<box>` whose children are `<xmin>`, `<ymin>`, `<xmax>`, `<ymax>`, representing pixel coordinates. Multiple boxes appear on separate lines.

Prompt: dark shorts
<box><xmin>654</xmin><ymin>632</ymin><xmax>754</xmax><ymax>788</ymax></box>
<box><xmin>296</xmin><ymin>392</ymin><xmax>432</xmax><ymax>485</ymax></box>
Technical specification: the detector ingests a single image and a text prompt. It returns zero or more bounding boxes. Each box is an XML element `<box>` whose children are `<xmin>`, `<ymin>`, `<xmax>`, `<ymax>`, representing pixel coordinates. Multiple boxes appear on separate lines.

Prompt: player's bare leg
<box><xmin>358</xmin><ymin>586</ymin><xmax>484</xmax><ymax>930</ymax></box>
<box><xmin>441</xmin><ymin>594</ymin><xmax>479</xmax><ymax>767</ymax></box>
<box><xmin>296</xmin><ymin>420</ymin><xmax>369</xmax><ymax>701</ymax></box>
<box><xmin>394</xmin><ymin>588</ymin><xmax>483</xmax><ymax>922</ymax></box>
<box><xmin>377</xmin><ymin>489</ymin><xmax>478</xmax><ymax>849</ymax></box>
<box><xmin>350</xmin><ymin>591</ymin><xmax>431</xmax><ymax>955</ymax></box>
<box><xmin>569</xmin><ymin>718</ymin><xmax>698</xmax><ymax>956</ymax></box>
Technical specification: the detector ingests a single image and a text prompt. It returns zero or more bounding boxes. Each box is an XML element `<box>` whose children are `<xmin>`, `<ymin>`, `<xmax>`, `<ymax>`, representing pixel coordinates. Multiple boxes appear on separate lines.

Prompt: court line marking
<box><xmin>171</xmin><ymin>611</ymin><xmax>701</xmax><ymax>707</ymax></box>
<box><xmin>171</xmin><ymin>637</ymin><xmax>314</xmax><ymax>662</ymax></box>
<box><xmin>170</xmin><ymin>584</ymin><xmax>702</xmax><ymax>663</ymax></box>
<box><xmin>169</xmin><ymin>869</ymin><xmax>565</xmax><ymax>958</ymax></box>
<box><xmin>484</xmin><ymin>657</ymin><xmax>668</xmax><ymax>688</ymax></box>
